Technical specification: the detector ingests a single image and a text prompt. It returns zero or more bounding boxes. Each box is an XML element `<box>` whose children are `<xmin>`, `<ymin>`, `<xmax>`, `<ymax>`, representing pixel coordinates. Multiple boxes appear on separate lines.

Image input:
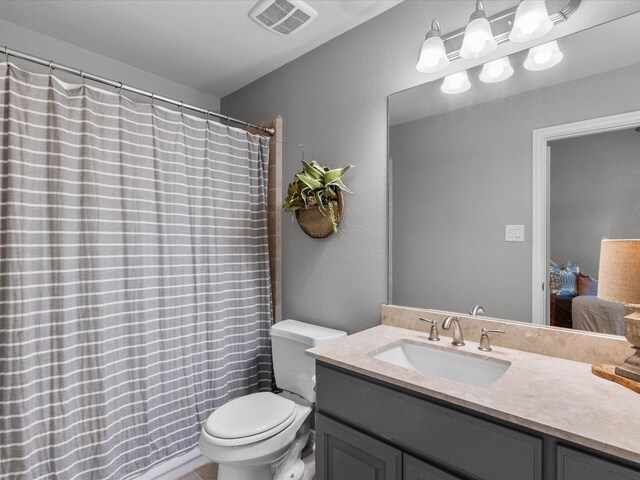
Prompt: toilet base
<box><xmin>217</xmin><ymin>464</ymin><xmax>273</xmax><ymax>480</ymax></box>
<box><xmin>275</xmin><ymin>459</ymin><xmax>305</xmax><ymax>480</ymax></box>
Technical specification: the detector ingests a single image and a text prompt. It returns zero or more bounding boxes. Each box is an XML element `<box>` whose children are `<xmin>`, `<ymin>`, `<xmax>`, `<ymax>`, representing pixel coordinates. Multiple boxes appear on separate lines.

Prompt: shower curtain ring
<box><xmin>4</xmin><ymin>47</ymin><xmax>9</xmax><ymax>64</ymax></box>
<box><xmin>116</xmin><ymin>81</ymin><xmax>123</xmax><ymax>95</ymax></box>
<box><xmin>151</xmin><ymin>92</ymin><xmax>155</xmax><ymax>105</ymax></box>
<box><xmin>225</xmin><ymin>116</ymin><xmax>230</xmax><ymax>126</ymax></box>
<box><xmin>179</xmin><ymin>100</ymin><xmax>184</xmax><ymax>113</ymax></box>
<box><xmin>48</xmin><ymin>61</ymin><xmax>53</xmax><ymax>77</ymax></box>
<box><xmin>80</xmin><ymin>70</ymin><xmax>85</xmax><ymax>85</ymax></box>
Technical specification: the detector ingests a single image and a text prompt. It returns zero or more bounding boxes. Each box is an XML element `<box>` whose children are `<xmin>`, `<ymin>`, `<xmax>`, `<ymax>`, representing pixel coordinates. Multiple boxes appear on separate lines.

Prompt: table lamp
<box><xmin>598</xmin><ymin>239</ymin><xmax>640</xmax><ymax>382</ymax></box>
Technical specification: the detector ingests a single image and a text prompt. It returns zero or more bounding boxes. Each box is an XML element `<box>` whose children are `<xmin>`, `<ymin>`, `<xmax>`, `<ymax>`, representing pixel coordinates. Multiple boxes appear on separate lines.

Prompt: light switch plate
<box><xmin>505</xmin><ymin>225</ymin><xmax>524</xmax><ymax>242</ymax></box>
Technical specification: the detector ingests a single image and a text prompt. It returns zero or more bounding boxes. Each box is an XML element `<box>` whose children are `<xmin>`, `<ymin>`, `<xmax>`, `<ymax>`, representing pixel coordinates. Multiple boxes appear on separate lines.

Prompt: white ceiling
<box><xmin>0</xmin><ymin>0</ymin><xmax>402</xmax><ymax>99</ymax></box>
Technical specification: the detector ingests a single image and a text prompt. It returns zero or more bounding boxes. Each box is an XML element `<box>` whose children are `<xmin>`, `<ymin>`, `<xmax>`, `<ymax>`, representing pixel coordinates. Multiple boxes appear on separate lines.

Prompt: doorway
<box><xmin>531</xmin><ymin>110</ymin><xmax>640</xmax><ymax>326</ymax></box>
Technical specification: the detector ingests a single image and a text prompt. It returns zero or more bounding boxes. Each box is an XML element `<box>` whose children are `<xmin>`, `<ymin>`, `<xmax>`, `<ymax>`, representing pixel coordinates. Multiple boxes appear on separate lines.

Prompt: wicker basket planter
<box><xmin>295</xmin><ymin>190</ymin><xmax>343</xmax><ymax>239</ymax></box>
<box><xmin>284</xmin><ymin>159</ymin><xmax>352</xmax><ymax>239</ymax></box>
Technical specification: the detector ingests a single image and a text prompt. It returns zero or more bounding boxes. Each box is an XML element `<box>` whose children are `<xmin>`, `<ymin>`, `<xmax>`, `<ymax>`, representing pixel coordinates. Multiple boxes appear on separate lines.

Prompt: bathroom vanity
<box><xmin>308</xmin><ymin>316</ymin><xmax>640</xmax><ymax>480</ymax></box>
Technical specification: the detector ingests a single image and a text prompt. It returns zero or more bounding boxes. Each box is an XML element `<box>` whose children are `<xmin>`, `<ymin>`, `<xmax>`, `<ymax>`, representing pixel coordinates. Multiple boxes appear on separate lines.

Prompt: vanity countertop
<box><xmin>307</xmin><ymin>324</ymin><xmax>640</xmax><ymax>465</ymax></box>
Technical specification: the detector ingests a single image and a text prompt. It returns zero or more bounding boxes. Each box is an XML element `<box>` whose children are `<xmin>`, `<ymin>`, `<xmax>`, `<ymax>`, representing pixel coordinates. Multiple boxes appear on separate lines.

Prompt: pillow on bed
<box><xmin>550</xmin><ymin>263</ymin><xmax>579</xmax><ymax>296</ymax></box>
<box><xmin>578</xmin><ymin>273</ymin><xmax>598</xmax><ymax>296</ymax></box>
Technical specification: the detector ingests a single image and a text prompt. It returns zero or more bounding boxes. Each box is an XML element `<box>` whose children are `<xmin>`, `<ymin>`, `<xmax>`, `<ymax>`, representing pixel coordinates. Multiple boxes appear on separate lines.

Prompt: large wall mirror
<box><xmin>389</xmin><ymin>12</ymin><xmax>640</xmax><ymax>336</ymax></box>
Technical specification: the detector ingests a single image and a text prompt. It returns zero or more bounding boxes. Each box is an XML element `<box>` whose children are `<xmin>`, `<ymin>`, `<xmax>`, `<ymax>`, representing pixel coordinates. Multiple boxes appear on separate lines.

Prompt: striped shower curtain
<box><xmin>0</xmin><ymin>63</ymin><xmax>273</xmax><ymax>479</ymax></box>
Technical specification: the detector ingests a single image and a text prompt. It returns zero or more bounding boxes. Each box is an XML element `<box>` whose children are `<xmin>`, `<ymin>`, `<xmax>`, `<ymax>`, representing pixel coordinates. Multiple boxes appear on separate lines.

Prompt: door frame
<box><xmin>531</xmin><ymin>109</ymin><xmax>640</xmax><ymax>325</ymax></box>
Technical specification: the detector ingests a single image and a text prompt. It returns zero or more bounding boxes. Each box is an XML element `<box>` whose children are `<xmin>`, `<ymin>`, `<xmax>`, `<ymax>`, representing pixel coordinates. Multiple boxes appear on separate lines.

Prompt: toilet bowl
<box><xmin>198</xmin><ymin>392</ymin><xmax>312</xmax><ymax>480</ymax></box>
<box><xmin>198</xmin><ymin>320</ymin><xmax>347</xmax><ymax>480</ymax></box>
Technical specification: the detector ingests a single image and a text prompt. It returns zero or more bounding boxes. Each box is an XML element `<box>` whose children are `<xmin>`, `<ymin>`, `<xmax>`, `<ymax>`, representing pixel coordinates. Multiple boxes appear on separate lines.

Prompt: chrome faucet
<box><xmin>442</xmin><ymin>316</ymin><xmax>465</xmax><ymax>346</ymax></box>
<box><xmin>469</xmin><ymin>305</ymin><xmax>485</xmax><ymax>316</ymax></box>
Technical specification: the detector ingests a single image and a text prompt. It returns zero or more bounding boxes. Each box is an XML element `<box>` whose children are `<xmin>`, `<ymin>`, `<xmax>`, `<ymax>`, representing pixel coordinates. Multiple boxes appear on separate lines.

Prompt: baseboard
<box><xmin>134</xmin><ymin>447</ymin><xmax>211</xmax><ymax>480</ymax></box>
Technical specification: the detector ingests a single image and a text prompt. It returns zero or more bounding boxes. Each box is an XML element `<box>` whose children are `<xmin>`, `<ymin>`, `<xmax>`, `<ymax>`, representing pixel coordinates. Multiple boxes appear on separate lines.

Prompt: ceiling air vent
<box><xmin>249</xmin><ymin>0</ymin><xmax>318</xmax><ymax>36</ymax></box>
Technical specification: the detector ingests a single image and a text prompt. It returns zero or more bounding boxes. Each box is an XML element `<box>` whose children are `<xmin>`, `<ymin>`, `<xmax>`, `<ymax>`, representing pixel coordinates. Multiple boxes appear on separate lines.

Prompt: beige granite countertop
<box><xmin>307</xmin><ymin>324</ymin><xmax>640</xmax><ymax>465</ymax></box>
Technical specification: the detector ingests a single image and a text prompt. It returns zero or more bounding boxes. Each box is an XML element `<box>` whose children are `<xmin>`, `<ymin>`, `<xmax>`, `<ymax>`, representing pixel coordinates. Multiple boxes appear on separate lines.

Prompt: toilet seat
<box><xmin>204</xmin><ymin>392</ymin><xmax>297</xmax><ymax>447</ymax></box>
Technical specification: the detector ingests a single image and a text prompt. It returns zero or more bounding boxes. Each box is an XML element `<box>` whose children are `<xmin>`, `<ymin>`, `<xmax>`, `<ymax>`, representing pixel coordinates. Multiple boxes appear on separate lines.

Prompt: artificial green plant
<box><xmin>283</xmin><ymin>160</ymin><xmax>353</xmax><ymax>232</ymax></box>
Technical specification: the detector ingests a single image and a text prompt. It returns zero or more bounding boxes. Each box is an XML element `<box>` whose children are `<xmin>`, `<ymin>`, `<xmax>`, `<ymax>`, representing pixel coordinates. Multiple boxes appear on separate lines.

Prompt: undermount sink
<box><xmin>372</xmin><ymin>341</ymin><xmax>511</xmax><ymax>388</ymax></box>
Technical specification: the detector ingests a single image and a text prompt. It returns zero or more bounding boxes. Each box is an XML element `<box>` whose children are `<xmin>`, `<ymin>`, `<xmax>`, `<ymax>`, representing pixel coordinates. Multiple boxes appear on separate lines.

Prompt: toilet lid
<box><xmin>204</xmin><ymin>392</ymin><xmax>296</xmax><ymax>440</ymax></box>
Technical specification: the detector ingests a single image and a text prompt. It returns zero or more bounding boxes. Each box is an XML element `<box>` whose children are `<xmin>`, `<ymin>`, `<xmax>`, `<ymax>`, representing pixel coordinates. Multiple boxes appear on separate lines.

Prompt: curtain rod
<box><xmin>1</xmin><ymin>45</ymin><xmax>275</xmax><ymax>137</ymax></box>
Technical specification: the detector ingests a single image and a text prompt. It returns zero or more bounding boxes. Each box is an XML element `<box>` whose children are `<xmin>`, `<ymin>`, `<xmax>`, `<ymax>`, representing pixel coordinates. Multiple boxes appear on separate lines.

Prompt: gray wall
<box><xmin>390</xmin><ymin>63</ymin><xmax>640</xmax><ymax>323</ymax></box>
<box><xmin>550</xmin><ymin>129</ymin><xmax>640</xmax><ymax>277</ymax></box>
<box><xmin>0</xmin><ymin>19</ymin><xmax>220</xmax><ymax>112</ymax></box>
<box><xmin>221</xmin><ymin>2</ymin><xmax>640</xmax><ymax>333</ymax></box>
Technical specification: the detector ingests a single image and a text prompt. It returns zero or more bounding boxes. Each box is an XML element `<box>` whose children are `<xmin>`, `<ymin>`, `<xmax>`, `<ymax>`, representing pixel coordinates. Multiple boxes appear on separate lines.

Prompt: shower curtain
<box><xmin>0</xmin><ymin>63</ymin><xmax>273</xmax><ymax>479</ymax></box>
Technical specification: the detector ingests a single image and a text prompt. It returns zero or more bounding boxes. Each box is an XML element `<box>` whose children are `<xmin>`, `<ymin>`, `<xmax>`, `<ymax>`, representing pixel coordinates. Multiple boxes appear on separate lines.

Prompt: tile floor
<box><xmin>178</xmin><ymin>462</ymin><xmax>218</xmax><ymax>480</ymax></box>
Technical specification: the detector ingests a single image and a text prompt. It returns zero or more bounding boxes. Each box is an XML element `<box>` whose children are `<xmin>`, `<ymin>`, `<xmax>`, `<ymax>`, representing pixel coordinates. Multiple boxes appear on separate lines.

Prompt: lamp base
<box><xmin>616</xmin><ymin>307</ymin><xmax>640</xmax><ymax>383</ymax></box>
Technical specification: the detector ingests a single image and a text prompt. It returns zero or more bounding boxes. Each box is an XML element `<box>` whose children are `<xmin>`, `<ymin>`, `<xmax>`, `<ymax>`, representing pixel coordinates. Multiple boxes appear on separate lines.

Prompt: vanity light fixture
<box><xmin>459</xmin><ymin>1</ymin><xmax>497</xmax><ymax>59</ymax></box>
<box><xmin>441</xmin><ymin>71</ymin><xmax>471</xmax><ymax>95</ymax></box>
<box><xmin>524</xmin><ymin>40</ymin><xmax>563</xmax><ymax>71</ymax></box>
<box><xmin>416</xmin><ymin>20</ymin><xmax>450</xmax><ymax>73</ymax></box>
<box><xmin>415</xmin><ymin>0</ymin><xmax>580</xmax><ymax>69</ymax></box>
<box><xmin>509</xmin><ymin>1</ymin><xmax>553</xmax><ymax>43</ymax></box>
<box><xmin>479</xmin><ymin>57</ymin><xmax>514</xmax><ymax>83</ymax></box>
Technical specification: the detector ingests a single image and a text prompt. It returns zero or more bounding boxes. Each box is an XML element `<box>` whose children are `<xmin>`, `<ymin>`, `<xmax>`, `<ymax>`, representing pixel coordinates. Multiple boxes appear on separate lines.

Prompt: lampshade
<box><xmin>460</xmin><ymin>1</ymin><xmax>497</xmax><ymax>59</ymax></box>
<box><xmin>524</xmin><ymin>40</ymin><xmax>563</xmax><ymax>71</ymax></box>
<box><xmin>441</xmin><ymin>71</ymin><xmax>471</xmax><ymax>95</ymax></box>
<box><xmin>479</xmin><ymin>57</ymin><xmax>514</xmax><ymax>83</ymax></box>
<box><xmin>598</xmin><ymin>239</ymin><xmax>640</xmax><ymax>305</ymax></box>
<box><xmin>509</xmin><ymin>0</ymin><xmax>553</xmax><ymax>43</ymax></box>
<box><xmin>416</xmin><ymin>20</ymin><xmax>450</xmax><ymax>73</ymax></box>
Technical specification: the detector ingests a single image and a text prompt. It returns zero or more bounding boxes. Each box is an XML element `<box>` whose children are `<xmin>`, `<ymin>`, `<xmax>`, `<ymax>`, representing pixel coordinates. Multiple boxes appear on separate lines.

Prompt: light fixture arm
<box><xmin>425</xmin><ymin>19</ymin><xmax>442</xmax><ymax>40</ymax></box>
<box><xmin>469</xmin><ymin>0</ymin><xmax>487</xmax><ymax>22</ymax></box>
<box><xmin>443</xmin><ymin>0</ymin><xmax>580</xmax><ymax>61</ymax></box>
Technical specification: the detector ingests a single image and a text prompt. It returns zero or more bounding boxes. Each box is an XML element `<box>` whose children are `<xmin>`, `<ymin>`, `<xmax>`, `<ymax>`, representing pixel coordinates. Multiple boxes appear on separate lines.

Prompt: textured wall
<box><xmin>391</xmin><ymin>63</ymin><xmax>640</xmax><ymax>323</ymax></box>
<box><xmin>550</xmin><ymin>129</ymin><xmax>640</xmax><ymax>277</ymax></box>
<box><xmin>0</xmin><ymin>19</ymin><xmax>220</xmax><ymax>113</ymax></box>
<box><xmin>221</xmin><ymin>2</ymin><xmax>640</xmax><ymax>333</ymax></box>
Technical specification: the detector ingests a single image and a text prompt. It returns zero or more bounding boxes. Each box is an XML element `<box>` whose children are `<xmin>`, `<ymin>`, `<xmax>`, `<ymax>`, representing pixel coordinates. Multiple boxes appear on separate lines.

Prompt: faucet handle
<box><xmin>478</xmin><ymin>328</ymin><xmax>505</xmax><ymax>352</ymax></box>
<box><xmin>419</xmin><ymin>317</ymin><xmax>440</xmax><ymax>341</ymax></box>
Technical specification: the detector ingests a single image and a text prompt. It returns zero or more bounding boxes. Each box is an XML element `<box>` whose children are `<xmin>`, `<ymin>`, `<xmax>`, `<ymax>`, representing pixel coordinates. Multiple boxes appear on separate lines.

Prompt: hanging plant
<box><xmin>284</xmin><ymin>160</ymin><xmax>353</xmax><ymax>238</ymax></box>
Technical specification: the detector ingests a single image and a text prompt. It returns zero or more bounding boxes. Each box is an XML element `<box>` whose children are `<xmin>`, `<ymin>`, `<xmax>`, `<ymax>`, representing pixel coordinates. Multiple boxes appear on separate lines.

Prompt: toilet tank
<box><xmin>271</xmin><ymin>319</ymin><xmax>347</xmax><ymax>403</ymax></box>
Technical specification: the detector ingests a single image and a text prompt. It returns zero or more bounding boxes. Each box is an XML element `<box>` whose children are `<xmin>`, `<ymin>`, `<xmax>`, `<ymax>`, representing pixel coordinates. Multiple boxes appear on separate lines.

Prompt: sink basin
<box><xmin>372</xmin><ymin>341</ymin><xmax>511</xmax><ymax>388</ymax></box>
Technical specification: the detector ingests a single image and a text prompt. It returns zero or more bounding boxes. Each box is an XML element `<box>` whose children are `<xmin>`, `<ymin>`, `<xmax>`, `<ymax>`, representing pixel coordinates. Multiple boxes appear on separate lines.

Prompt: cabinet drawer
<box><xmin>316</xmin><ymin>364</ymin><xmax>542</xmax><ymax>480</ymax></box>
<box><xmin>557</xmin><ymin>446</ymin><xmax>640</xmax><ymax>480</ymax></box>
<box><xmin>317</xmin><ymin>413</ymin><xmax>402</xmax><ymax>480</ymax></box>
<box><xmin>404</xmin><ymin>454</ymin><xmax>465</xmax><ymax>480</ymax></box>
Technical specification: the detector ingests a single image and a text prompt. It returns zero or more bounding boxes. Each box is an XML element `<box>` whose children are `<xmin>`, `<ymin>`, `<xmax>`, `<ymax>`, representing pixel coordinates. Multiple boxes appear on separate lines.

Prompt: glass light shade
<box><xmin>460</xmin><ymin>17</ymin><xmax>497</xmax><ymax>59</ymax></box>
<box><xmin>441</xmin><ymin>71</ymin><xmax>471</xmax><ymax>95</ymax></box>
<box><xmin>479</xmin><ymin>57</ymin><xmax>514</xmax><ymax>83</ymax></box>
<box><xmin>524</xmin><ymin>40</ymin><xmax>563</xmax><ymax>71</ymax></box>
<box><xmin>509</xmin><ymin>1</ymin><xmax>553</xmax><ymax>43</ymax></box>
<box><xmin>416</xmin><ymin>36</ymin><xmax>450</xmax><ymax>73</ymax></box>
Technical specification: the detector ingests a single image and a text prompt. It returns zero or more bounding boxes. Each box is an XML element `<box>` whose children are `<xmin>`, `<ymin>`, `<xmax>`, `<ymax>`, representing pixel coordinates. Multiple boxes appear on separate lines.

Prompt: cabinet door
<box><xmin>558</xmin><ymin>446</ymin><xmax>640</xmax><ymax>480</ymax></box>
<box><xmin>316</xmin><ymin>413</ymin><xmax>402</xmax><ymax>480</ymax></box>
<box><xmin>404</xmin><ymin>454</ymin><xmax>465</xmax><ymax>480</ymax></box>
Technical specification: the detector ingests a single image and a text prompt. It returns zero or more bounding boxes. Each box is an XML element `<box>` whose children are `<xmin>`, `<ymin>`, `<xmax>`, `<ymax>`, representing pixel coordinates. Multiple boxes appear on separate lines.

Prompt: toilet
<box><xmin>198</xmin><ymin>319</ymin><xmax>347</xmax><ymax>480</ymax></box>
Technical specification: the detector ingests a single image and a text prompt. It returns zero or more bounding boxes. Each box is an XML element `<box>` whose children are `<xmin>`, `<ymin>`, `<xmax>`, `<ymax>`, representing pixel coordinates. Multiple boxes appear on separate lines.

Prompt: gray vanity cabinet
<box><xmin>404</xmin><ymin>455</ymin><xmax>464</xmax><ymax>480</ymax></box>
<box><xmin>316</xmin><ymin>412</ymin><xmax>402</xmax><ymax>480</ymax></box>
<box><xmin>315</xmin><ymin>362</ymin><xmax>640</xmax><ymax>480</ymax></box>
<box><xmin>557</xmin><ymin>447</ymin><xmax>640</xmax><ymax>480</ymax></box>
<box><xmin>316</xmin><ymin>362</ymin><xmax>542</xmax><ymax>480</ymax></box>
